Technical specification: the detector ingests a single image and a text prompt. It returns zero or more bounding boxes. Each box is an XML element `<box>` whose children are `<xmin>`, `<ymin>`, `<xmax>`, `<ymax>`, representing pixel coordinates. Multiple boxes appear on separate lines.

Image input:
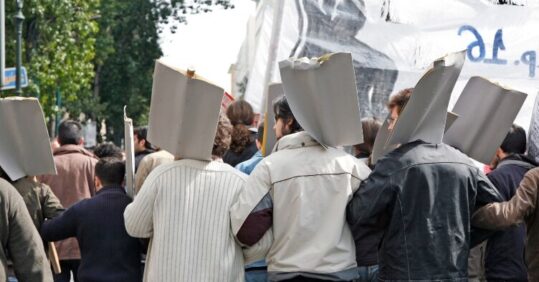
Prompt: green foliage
<box><xmin>96</xmin><ymin>0</ymin><xmax>163</xmax><ymax>142</ymax></box>
<box><xmin>3</xmin><ymin>0</ymin><xmax>99</xmax><ymax>119</ymax></box>
<box><xmin>1</xmin><ymin>0</ymin><xmax>187</xmax><ymax>141</ymax></box>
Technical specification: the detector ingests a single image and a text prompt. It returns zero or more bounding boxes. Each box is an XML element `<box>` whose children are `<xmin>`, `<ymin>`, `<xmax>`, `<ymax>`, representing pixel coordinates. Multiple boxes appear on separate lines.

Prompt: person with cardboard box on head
<box><xmin>347</xmin><ymin>52</ymin><xmax>507</xmax><ymax>281</ymax></box>
<box><xmin>124</xmin><ymin>60</ymin><xmax>264</xmax><ymax>282</ymax></box>
<box><xmin>231</xmin><ymin>53</ymin><xmax>371</xmax><ymax>282</ymax></box>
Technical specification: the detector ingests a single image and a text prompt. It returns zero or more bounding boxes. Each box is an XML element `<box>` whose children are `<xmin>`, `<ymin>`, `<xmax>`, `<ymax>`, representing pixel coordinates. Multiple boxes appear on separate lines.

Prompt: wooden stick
<box><xmin>48</xmin><ymin>242</ymin><xmax>61</xmax><ymax>274</ymax></box>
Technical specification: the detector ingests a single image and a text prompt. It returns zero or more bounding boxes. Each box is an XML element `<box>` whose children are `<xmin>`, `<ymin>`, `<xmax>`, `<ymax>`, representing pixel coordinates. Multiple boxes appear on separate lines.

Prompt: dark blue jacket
<box><xmin>41</xmin><ymin>186</ymin><xmax>142</xmax><ymax>282</ymax></box>
<box><xmin>485</xmin><ymin>155</ymin><xmax>536</xmax><ymax>281</ymax></box>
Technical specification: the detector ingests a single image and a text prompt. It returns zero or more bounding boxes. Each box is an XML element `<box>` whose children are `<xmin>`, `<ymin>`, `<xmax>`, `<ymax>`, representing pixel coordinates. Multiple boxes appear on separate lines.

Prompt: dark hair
<box><xmin>273</xmin><ymin>95</ymin><xmax>302</xmax><ymax>134</ymax></box>
<box><xmin>257</xmin><ymin>123</ymin><xmax>264</xmax><ymax>143</ymax></box>
<box><xmin>58</xmin><ymin>120</ymin><xmax>83</xmax><ymax>145</ymax></box>
<box><xmin>226</xmin><ymin>101</ymin><xmax>255</xmax><ymax>153</ymax></box>
<box><xmin>388</xmin><ymin>88</ymin><xmax>413</xmax><ymax>114</ymax></box>
<box><xmin>94</xmin><ymin>142</ymin><xmax>123</xmax><ymax>159</ymax></box>
<box><xmin>500</xmin><ymin>124</ymin><xmax>526</xmax><ymax>155</ymax></box>
<box><xmin>0</xmin><ymin>166</ymin><xmax>13</xmax><ymax>183</ymax></box>
<box><xmin>95</xmin><ymin>157</ymin><xmax>125</xmax><ymax>186</ymax></box>
<box><xmin>354</xmin><ymin>117</ymin><xmax>382</xmax><ymax>158</ymax></box>
<box><xmin>134</xmin><ymin>126</ymin><xmax>153</xmax><ymax>150</ymax></box>
<box><xmin>213</xmin><ymin>112</ymin><xmax>233</xmax><ymax>158</ymax></box>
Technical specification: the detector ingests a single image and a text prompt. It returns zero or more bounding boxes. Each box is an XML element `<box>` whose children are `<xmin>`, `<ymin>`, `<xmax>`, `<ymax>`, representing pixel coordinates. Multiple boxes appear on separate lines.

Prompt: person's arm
<box><xmin>469</xmin><ymin>169</ymin><xmax>507</xmax><ymax>247</ymax></box>
<box><xmin>40</xmin><ymin>204</ymin><xmax>78</xmax><ymax>242</ymax></box>
<box><xmin>7</xmin><ymin>188</ymin><xmax>53</xmax><ymax>282</ymax></box>
<box><xmin>124</xmin><ymin>170</ymin><xmax>159</xmax><ymax>238</ymax></box>
<box><xmin>472</xmin><ymin>168</ymin><xmax>538</xmax><ymax>230</ymax></box>
<box><xmin>40</xmin><ymin>183</ymin><xmax>64</xmax><ymax>220</ymax></box>
<box><xmin>231</xmin><ymin>160</ymin><xmax>273</xmax><ymax>247</ymax></box>
<box><xmin>346</xmin><ymin>167</ymin><xmax>396</xmax><ymax>245</ymax></box>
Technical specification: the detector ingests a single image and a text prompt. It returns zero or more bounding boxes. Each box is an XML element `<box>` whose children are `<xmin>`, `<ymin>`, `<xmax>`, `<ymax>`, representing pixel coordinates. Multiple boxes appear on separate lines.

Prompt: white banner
<box><xmin>235</xmin><ymin>0</ymin><xmax>539</xmax><ymax>130</ymax></box>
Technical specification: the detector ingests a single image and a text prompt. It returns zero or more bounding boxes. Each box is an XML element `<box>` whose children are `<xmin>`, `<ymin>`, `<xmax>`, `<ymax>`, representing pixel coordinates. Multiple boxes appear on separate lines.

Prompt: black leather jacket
<box><xmin>347</xmin><ymin>141</ymin><xmax>503</xmax><ymax>281</ymax></box>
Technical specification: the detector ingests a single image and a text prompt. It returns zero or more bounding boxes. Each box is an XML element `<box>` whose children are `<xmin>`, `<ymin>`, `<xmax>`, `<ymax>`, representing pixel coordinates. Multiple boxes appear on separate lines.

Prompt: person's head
<box><xmin>94</xmin><ymin>157</ymin><xmax>125</xmax><ymax>189</ymax></box>
<box><xmin>492</xmin><ymin>124</ymin><xmax>527</xmax><ymax>168</ymax></box>
<box><xmin>255</xmin><ymin>123</ymin><xmax>264</xmax><ymax>150</ymax></box>
<box><xmin>226</xmin><ymin>101</ymin><xmax>255</xmax><ymax>153</ymax></box>
<box><xmin>273</xmin><ymin>95</ymin><xmax>302</xmax><ymax>140</ymax></box>
<box><xmin>387</xmin><ymin>88</ymin><xmax>413</xmax><ymax>131</ymax></box>
<box><xmin>212</xmin><ymin>112</ymin><xmax>233</xmax><ymax>159</ymax></box>
<box><xmin>226</xmin><ymin>100</ymin><xmax>255</xmax><ymax>126</ymax></box>
<box><xmin>354</xmin><ymin>117</ymin><xmax>382</xmax><ymax>158</ymax></box>
<box><xmin>133</xmin><ymin>126</ymin><xmax>152</xmax><ymax>153</ymax></box>
<box><xmin>94</xmin><ymin>142</ymin><xmax>123</xmax><ymax>159</ymax></box>
<box><xmin>57</xmin><ymin>120</ymin><xmax>84</xmax><ymax>146</ymax></box>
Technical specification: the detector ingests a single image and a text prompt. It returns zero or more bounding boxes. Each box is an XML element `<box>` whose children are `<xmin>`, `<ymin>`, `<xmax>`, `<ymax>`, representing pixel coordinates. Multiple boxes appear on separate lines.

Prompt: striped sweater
<box><xmin>124</xmin><ymin>159</ymin><xmax>248</xmax><ymax>282</ymax></box>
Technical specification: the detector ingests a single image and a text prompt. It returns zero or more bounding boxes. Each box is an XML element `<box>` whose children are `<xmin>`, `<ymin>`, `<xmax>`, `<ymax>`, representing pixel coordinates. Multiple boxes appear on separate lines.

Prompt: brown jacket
<box><xmin>473</xmin><ymin>167</ymin><xmax>539</xmax><ymax>281</ymax></box>
<box><xmin>39</xmin><ymin>145</ymin><xmax>98</xmax><ymax>260</ymax></box>
<box><xmin>0</xmin><ymin>178</ymin><xmax>53</xmax><ymax>282</ymax></box>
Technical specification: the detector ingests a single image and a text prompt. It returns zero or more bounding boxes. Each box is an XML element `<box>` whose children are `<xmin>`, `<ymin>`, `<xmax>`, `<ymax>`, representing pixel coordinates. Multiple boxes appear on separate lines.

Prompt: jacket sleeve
<box><xmin>470</xmin><ymin>170</ymin><xmax>505</xmax><ymax>247</ymax></box>
<box><xmin>134</xmin><ymin>157</ymin><xmax>153</xmax><ymax>195</ymax></box>
<box><xmin>472</xmin><ymin>168</ymin><xmax>539</xmax><ymax>230</ymax></box>
<box><xmin>7</xmin><ymin>187</ymin><xmax>53</xmax><ymax>282</ymax></box>
<box><xmin>124</xmin><ymin>170</ymin><xmax>159</xmax><ymax>238</ymax></box>
<box><xmin>40</xmin><ymin>183</ymin><xmax>64</xmax><ymax>220</ymax></box>
<box><xmin>41</xmin><ymin>205</ymin><xmax>78</xmax><ymax>242</ymax></box>
<box><xmin>230</xmin><ymin>160</ymin><xmax>273</xmax><ymax>247</ymax></box>
<box><xmin>346</xmin><ymin>166</ymin><xmax>396</xmax><ymax>246</ymax></box>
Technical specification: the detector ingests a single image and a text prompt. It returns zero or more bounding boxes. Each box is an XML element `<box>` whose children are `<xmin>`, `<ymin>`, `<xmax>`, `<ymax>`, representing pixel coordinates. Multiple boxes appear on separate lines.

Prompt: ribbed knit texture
<box><xmin>124</xmin><ymin>159</ymin><xmax>247</xmax><ymax>282</ymax></box>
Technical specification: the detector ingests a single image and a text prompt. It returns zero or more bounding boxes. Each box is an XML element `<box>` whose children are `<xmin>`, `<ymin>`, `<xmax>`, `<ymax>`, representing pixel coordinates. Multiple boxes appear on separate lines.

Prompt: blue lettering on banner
<box><xmin>458</xmin><ymin>25</ymin><xmax>537</xmax><ymax>78</ymax></box>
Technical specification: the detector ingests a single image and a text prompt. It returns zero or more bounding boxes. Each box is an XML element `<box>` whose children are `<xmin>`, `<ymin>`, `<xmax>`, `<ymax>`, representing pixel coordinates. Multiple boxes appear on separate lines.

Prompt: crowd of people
<box><xmin>1</xmin><ymin>86</ymin><xmax>539</xmax><ymax>282</ymax></box>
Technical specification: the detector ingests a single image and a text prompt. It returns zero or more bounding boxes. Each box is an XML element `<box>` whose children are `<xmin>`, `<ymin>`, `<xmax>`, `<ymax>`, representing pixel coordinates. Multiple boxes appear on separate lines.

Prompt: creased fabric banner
<box><xmin>234</xmin><ymin>0</ymin><xmax>539</xmax><ymax>131</ymax></box>
<box><xmin>528</xmin><ymin>93</ymin><xmax>539</xmax><ymax>163</ymax></box>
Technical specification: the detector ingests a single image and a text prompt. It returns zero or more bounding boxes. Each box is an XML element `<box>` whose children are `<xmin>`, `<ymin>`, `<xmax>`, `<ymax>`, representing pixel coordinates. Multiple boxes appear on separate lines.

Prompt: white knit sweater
<box><xmin>124</xmin><ymin>159</ymin><xmax>247</xmax><ymax>282</ymax></box>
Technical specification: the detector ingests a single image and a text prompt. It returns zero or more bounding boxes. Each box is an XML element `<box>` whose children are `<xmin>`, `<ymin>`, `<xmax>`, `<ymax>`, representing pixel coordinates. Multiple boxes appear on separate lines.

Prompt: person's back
<box><xmin>125</xmin><ymin>159</ymin><xmax>246</xmax><ymax>281</ymax></box>
<box><xmin>348</xmin><ymin>140</ymin><xmax>502</xmax><ymax>281</ymax></box>
<box><xmin>39</xmin><ymin>120</ymin><xmax>98</xmax><ymax>275</ymax></box>
<box><xmin>12</xmin><ymin>177</ymin><xmax>63</xmax><ymax>230</ymax></box>
<box><xmin>235</xmin><ymin>131</ymin><xmax>370</xmax><ymax>281</ymax></box>
<box><xmin>482</xmin><ymin>125</ymin><xmax>534</xmax><ymax>281</ymax></box>
<box><xmin>484</xmin><ymin>156</ymin><xmax>532</xmax><ymax>281</ymax></box>
<box><xmin>41</xmin><ymin>158</ymin><xmax>142</xmax><ymax>282</ymax></box>
<box><xmin>0</xmin><ymin>178</ymin><xmax>53</xmax><ymax>282</ymax></box>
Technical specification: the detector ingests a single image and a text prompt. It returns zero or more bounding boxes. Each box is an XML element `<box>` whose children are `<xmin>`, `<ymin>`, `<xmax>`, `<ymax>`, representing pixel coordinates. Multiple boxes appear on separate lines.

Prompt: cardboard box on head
<box><xmin>147</xmin><ymin>59</ymin><xmax>224</xmax><ymax>161</ymax></box>
<box><xmin>278</xmin><ymin>53</ymin><xmax>363</xmax><ymax>148</ymax></box>
<box><xmin>443</xmin><ymin>76</ymin><xmax>527</xmax><ymax>164</ymax></box>
<box><xmin>371</xmin><ymin>51</ymin><xmax>466</xmax><ymax>163</ymax></box>
<box><xmin>0</xmin><ymin>97</ymin><xmax>56</xmax><ymax>180</ymax></box>
<box><xmin>262</xmin><ymin>83</ymin><xmax>283</xmax><ymax>156</ymax></box>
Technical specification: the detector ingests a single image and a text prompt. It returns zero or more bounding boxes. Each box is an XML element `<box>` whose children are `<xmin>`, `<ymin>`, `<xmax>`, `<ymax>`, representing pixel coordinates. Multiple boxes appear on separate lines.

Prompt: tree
<box><xmin>95</xmin><ymin>0</ymin><xmax>165</xmax><ymax>143</ymax></box>
<box><xmin>3</xmin><ymin>0</ymin><xmax>99</xmax><ymax>124</ymax></box>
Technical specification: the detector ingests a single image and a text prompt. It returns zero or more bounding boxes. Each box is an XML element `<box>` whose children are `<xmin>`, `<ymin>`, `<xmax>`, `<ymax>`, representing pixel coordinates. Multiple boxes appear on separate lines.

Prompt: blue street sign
<box><xmin>1</xmin><ymin>67</ymin><xmax>28</xmax><ymax>90</ymax></box>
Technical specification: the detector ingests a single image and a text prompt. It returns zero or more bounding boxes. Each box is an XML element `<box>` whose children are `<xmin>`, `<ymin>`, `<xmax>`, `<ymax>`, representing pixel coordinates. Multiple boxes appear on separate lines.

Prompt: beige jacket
<box><xmin>473</xmin><ymin>167</ymin><xmax>539</xmax><ymax>281</ymax></box>
<box><xmin>231</xmin><ymin>131</ymin><xmax>371</xmax><ymax>281</ymax></box>
<box><xmin>134</xmin><ymin>150</ymin><xmax>174</xmax><ymax>194</ymax></box>
<box><xmin>39</xmin><ymin>145</ymin><xmax>97</xmax><ymax>260</ymax></box>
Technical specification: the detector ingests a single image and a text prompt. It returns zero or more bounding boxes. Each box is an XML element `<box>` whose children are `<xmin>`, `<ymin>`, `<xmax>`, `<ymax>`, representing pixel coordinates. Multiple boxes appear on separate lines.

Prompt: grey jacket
<box><xmin>0</xmin><ymin>178</ymin><xmax>53</xmax><ymax>282</ymax></box>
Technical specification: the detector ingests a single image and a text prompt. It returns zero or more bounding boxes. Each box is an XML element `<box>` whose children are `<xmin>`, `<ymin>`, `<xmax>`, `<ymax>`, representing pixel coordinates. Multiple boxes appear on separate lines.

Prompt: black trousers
<box><xmin>53</xmin><ymin>259</ymin><xmax>80</xmax><ymax>282</ymax></box>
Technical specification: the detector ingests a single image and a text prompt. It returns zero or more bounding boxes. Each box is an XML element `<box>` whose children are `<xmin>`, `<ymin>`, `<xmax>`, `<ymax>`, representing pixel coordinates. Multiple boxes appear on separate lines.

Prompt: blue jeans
<box><xmin>245</xmin><ymin>260</ymin><xmax>268</xmax><ymax>282</ymax></box>
<box><xmin>356</xmin><ymin>265</ymin><xmax>378</xmax><ymax>282</ymax></box>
